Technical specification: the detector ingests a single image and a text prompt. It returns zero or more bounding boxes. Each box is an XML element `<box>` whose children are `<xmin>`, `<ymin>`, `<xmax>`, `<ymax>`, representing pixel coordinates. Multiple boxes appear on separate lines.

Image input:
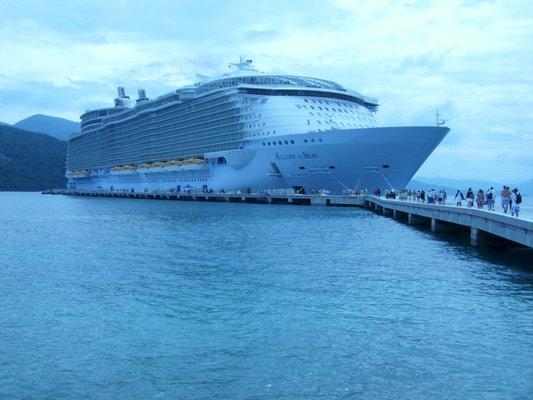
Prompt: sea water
<box><xmin>0</xmin><ymin>192</ymin><xmax>532</xmax><ymax>399</ymax></box>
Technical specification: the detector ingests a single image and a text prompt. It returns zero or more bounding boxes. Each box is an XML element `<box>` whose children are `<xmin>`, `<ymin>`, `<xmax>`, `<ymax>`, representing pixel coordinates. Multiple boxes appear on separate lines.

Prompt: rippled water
<box><xmin>1</xmin><ymin>192</ymin><xmax>532</xmax><ymax>399</ymax></box>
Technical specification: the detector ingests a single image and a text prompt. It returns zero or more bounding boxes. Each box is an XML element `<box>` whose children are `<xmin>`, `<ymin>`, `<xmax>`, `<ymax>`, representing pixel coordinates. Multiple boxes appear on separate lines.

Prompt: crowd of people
<box><xmin>373</xmin><ymin>186</ymin><xmax>523</xmax><ymax>218</ymax></box>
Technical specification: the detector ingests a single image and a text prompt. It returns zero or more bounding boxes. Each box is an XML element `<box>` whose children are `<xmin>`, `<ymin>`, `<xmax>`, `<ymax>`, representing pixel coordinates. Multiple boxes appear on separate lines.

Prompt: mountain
<box><xmin>409</xmin><ymin>177</ymin><xmax>533</xmax><ymax>195</ymax></box>
<box><xmin>0</xmin><ymin>124</ymin><xmax>67</xmax><ymax>191</ymax></box>
<box><xmin>14</xmin><ymin>114</ymin><xmax>79</xmax><ymax>141</ymax></box>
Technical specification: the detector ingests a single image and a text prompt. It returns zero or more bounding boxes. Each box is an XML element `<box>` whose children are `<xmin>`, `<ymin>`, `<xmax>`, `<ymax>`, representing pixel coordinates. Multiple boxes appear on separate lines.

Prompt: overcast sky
<box><xmin>0</xmin><ymin>0</ymin><xmax>531</xmax><ymax>181</ymax></box>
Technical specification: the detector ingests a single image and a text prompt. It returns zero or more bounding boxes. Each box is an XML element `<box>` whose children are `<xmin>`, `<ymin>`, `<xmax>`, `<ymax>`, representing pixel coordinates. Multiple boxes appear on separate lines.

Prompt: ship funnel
<box><xmin>136</xmin><ymin>89</ymin><xmax>149</xmax><ymax>106</ymax></box>
<box><xmin>115</xmin><ymin>87</ymin><xmax>131</xmax><ymax>108</ymax></box>
<box><xmin>117</xmin><ymin>86</ymin><xmax>128</xmax><ymax>98</ymax></box>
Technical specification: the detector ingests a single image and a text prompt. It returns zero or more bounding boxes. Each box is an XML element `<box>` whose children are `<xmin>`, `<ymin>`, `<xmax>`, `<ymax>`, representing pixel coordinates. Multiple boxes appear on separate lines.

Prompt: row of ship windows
<box><xmin>308</xmin><ymin>111</ymin><xmax>372</xmax><ymax>122</ymax></box>
<box><xmin>303</xmin><ymin>98</ymin><xmax>356</xmax><ymax>107</ymax></box>
<box><xmin>296</xmin><ymin>104</ymin><xmax>362</xmax><ymax>115</ymax></box>
<box><xmin>160</xmin><ymin>178</ymin><xmax>208</xmax><ymax>183</ymax></box>
<box><xmin>262</xmin><ymin>138</ymin><xmax>323</xmax><ymax>146</ymax></box>
<box><xmin>92</xmin><ymin>97</ymin><xmax>239</xmax><ymax>132</ymax></box>
<box><xmin>130</xmin><ymin>178</ymin><xmax>208</xmax><ymax>184</ymax></box>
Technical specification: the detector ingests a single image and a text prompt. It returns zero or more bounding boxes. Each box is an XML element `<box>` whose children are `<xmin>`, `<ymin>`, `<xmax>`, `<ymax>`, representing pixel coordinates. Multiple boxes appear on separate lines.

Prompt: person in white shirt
<box><xmin>454</xmin><ymin>190</ymin><xmax>465</xmax><ymax>206</ymax></box>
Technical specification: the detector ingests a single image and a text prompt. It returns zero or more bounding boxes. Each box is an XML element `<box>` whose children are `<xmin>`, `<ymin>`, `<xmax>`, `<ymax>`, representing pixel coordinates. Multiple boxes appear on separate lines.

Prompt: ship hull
<box><xmin>68</xmin><ymin>126</ymin><xmax>449</xmax><ymax>194</ymax></box>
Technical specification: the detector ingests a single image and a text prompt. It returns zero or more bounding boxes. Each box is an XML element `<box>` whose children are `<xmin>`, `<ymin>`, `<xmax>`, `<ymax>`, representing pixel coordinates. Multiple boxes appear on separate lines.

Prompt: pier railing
<box><xmin>364</xmin><ymin>196</ymin><xmax>532</xmax><ymax>248</ymax></box>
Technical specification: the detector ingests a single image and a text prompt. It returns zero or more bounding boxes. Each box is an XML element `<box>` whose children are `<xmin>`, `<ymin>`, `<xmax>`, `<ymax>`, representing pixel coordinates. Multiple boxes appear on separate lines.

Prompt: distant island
<box><xmin>14</xmin><ymin>114</ymin><xmax>80</xmax><ymax>141</ymax></box>
<box><xmin>0</xmin><ymin>124</ymin><xmax>68</xmax><ymax>191</ymax></box>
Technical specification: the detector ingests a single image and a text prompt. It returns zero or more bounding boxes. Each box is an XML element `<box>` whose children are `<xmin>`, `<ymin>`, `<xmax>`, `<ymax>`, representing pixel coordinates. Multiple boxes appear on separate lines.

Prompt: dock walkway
<box><xmin>364</xmin><ymin>196</ymin><xmax>532</xmax><ymax>248</ymax></box>
<box><xmin>45</xmin><ymin>189</ymin><xmax>365</xmax><ymax>207</ymax></box>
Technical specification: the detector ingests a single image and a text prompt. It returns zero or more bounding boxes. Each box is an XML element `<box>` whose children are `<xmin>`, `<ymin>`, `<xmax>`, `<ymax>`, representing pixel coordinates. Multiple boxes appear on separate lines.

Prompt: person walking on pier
<box><xmin>510</xmin><ymin>188</ymin><xmax>522</xmax><ymax>218</ymax></box>
<box><xmin>466</xmin><ymin>188</ymin><xmax>474</xmax><ymax>208</ymax></box>
<box><xmin>486</xmin><ymin>187</ymin><xmax>495</xmax><ymax>211</ymax></box>
<box><xmin>455</xmin><ymin>190</ymin><xmax>465</xmax><ymax>206</ymax></box>
<box><xmin>476</xmin><ymin>189</ymin><xmax>485</xmax><ymax>209</ymax></box>
<box><xmin>437</xmin><ymin>190</ymin><xmax>444</xmax><ymax>205</ymax></box>
<box><xmin>501</xmin><ymin>186</ymin><xmax>511</xmax><ymax>213</ymax></box>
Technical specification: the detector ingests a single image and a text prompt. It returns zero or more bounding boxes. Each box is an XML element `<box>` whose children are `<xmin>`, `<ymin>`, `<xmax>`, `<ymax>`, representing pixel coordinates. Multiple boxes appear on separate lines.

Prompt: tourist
<box><xmin>437</xmin><ymin>190</ymin><xmax>443</xmax><ymax>205</ymax></box>
<box><xmin>420</xmin><ymin>190</ymin><xmax>426</xmax><ymax>203</ymax></box>
<box><xmin>486</xmin><ymin>186</ymin><xmax>495</xmax><ymax>211</ymax></box>
<box><xmin>476</xmin><ymin>189</ymin><xmax>485</xmax><ymax>209</ymax></box>
<box><xmin>443</xmin><ymin>189</ymin><xmax>448</xmax><ymax>204</ymax></box>
<box><xmin>426</xmin><ymin>190</ymin><xmax>431</xmax><ymax>204</ymax></box>
<box><xmin>455</xmin><ymin>190</ymin><xmax>465</xmax><ymax>206</ymax></box>
<box><xmin>466</xmin><ymin>188</ymin><xmax>474</xmax><ymax>207</ymax></box>
<box><xmin>510</xmin><ymin>188</ymin><xmax>522</xmax><ymax>218</ymax></box>
<box><xmin>501</xmin><ymin>186</ymin><xmax>511</xmax><ymax>213</ymax></box>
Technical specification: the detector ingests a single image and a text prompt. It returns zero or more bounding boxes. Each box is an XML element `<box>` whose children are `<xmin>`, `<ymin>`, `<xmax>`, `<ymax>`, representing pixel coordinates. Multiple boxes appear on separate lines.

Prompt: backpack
<box><xmin>516</xmin><ymin>193</ymin><xmax>522</xmax><ymax>204</ymax></box>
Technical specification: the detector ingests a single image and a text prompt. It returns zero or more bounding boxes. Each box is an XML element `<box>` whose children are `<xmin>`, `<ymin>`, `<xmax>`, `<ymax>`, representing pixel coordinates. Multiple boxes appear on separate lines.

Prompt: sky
<box><xmin>0</xmin><ymin>0</ymin><xmax>531</xmax><ymax>181</ymax></box>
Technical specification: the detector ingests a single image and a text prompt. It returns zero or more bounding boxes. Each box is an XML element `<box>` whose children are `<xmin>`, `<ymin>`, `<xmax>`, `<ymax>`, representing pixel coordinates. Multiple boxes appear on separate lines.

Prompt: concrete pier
<box><xmin>365</xmin><ymin>196</ymin><xmax>532</xmax><ymax>248</ymax></box>
<box><xmin>408</xmin><ymin>213</ymin><xmax>430</xmax><ymax>225</ymax></box>
<box><xmin>43</xmin><ymin>189</ymin><xmax>365</xmax><ymax>208</ymax></box>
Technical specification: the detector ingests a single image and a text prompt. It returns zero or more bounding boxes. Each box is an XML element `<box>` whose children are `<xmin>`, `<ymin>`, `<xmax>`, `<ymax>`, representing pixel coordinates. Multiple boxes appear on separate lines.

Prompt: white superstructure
<box><xmin>66</xmin><ymin>59</ymin><xmax>449</xmax><ymax>193</ymax></box>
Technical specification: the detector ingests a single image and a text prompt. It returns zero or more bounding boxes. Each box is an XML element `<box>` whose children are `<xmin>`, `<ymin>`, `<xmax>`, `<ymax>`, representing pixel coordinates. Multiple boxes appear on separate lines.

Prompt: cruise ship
<box><xmin>66</xmin><ymin>59</ymin><xmax>449</xmax><ymax>193</ymax></box>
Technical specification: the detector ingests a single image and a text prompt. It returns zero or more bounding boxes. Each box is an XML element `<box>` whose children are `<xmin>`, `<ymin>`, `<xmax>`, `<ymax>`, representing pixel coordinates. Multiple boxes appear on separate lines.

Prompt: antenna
<box><xmin>435</xmin><ymin>109</ymin><xmax>446</xmax><ymax>126</ymax></box>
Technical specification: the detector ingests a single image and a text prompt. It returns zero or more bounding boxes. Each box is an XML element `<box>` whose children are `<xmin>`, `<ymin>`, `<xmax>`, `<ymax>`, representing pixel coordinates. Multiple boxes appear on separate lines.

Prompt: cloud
<box><xmin>244</xmin><ymin>29</ymin><xmax>280</xmax><ymax>41</ymax></box>
<box><xmin>0</xmin><ymin>0</ymin><xmax>531</xmax><ymax>181</ymax></box>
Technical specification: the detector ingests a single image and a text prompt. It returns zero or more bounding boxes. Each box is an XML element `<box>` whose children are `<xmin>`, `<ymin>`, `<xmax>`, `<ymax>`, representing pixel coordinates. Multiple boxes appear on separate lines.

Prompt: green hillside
<box><xmin>0</xmin><ymin>125</ymin><xmax>67</xmax><ymax>191</ymax></box>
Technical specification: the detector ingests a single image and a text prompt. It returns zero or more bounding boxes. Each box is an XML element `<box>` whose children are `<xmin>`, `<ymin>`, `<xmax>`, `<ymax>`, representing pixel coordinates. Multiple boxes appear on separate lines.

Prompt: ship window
<box><xmin>299</xmin><ymin>166</ymin><xmax>305</xmax><ymax>170</ymax></box>
<box><xmin>284</xmin><ymin>140</ymin><xmax>288</xmax><ymax>144</ymax></box>
<box><xmin>263</xmin><ymin>142</ymin><xmax>266</xmax><ymax>146</ymax></box>
<box><xmin>311</xmin><ymin>139</ymin><xmax>315</xmax><ymax>142</ymax></box>
<box><xmin>290</xmin><ymin>140</ymin><xmax>294</xmax><ymax>144</ymax></box>
<box><xmin>319</xmin><ymin>138</ymin><xmax>323</xmax><ymax>142</ymax></box>
<box><xmin>268</xmin><ymin>142</ymin><xmax>271</xmax><ymax>145</ymax></box>
<box><xmin>296</xmin><ymin>104</ymin><xmax>302</xmax><ymax>109</ymax></box>
<box><xmin>310</xmin><ymin>106</ymin><xmax>315</xmax><ymax>109</ymax></box>
<box><xmin>304</xmin><ymin>99</ymin><xmax>308</xmax><ymax>102</ymax></box>
<box><xmin>304</xmin><ymin>139</ymin><xmax>308</xmax><ymax>143</ymax></box>
<box><xmin>278</xmin><ymin>141</ymin><xmax>282</xmax><ymax>145</ymax></box>
<box><xmin>273</xmin><ymin>141</ymin><xmax>276</xmax><ymax>145</ymax></box>
<box><xmin>329</xmin><ymin>166</ymin><xmax>335</xmax><ymax>169</ymax></box>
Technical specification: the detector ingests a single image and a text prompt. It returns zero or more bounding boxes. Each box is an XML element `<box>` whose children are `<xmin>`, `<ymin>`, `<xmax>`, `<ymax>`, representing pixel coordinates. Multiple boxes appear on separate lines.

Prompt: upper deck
<box><xmin>76</xmin><ymin>59</ymin><xmax>379</xmax><ymax>137</ymax></box>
